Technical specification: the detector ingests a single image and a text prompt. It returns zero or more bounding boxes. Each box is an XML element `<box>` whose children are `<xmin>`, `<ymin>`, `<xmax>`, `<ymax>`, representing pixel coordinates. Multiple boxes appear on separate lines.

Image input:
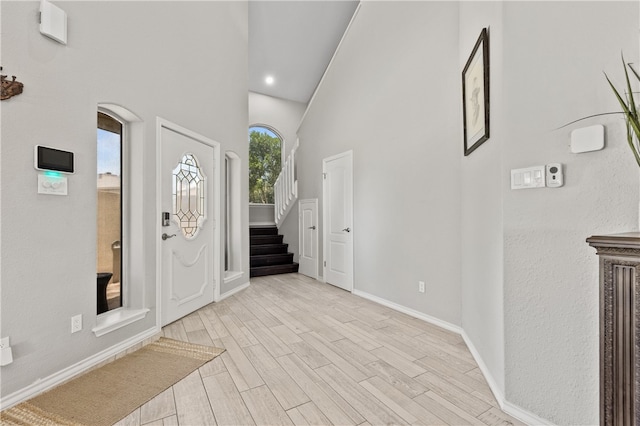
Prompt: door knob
<box><xmin>308</xmin><ymin>226</ymin><xmax>316</xmax><ymax>230</ymax></box>
<box><xmin>342</xmin><ymin>227</ymin><xmax>351</xmax><ymax>232</ymax></box>
<box><xmin>162</xmin><ymin>233</ymin><xmax>177</xmax><ymax>240</ymax></box>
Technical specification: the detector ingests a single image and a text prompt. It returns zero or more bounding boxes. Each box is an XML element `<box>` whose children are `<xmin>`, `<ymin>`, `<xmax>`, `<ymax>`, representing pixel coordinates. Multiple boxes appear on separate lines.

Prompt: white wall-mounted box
<box><xmin>39</xmin><ymin>0</ymin><xmax>67</xmax><ymax>45</ymax></box>
<box><xmin>571</xmin><ymin>124</ymin><xmax>604</xmax><ymax>153</ymax></box>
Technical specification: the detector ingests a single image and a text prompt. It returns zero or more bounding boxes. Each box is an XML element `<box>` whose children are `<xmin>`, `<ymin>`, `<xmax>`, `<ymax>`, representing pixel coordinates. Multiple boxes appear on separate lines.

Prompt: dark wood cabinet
<box><xmin>588</xmin><ymin>233</ymin><xmax>640</xmax><ymax>426</ymax></box>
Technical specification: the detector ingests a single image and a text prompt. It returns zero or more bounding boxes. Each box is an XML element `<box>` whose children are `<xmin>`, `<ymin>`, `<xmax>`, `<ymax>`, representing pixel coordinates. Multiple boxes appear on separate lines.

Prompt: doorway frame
<box><xmin>155</xmin><ymin>117</ymin><xmax>221</xmax><ymax>328</ymax></box>
<box><xmin>322</xmin><ymin>150</ymin><xmax>354</xmax><ymax>292</ymax></box>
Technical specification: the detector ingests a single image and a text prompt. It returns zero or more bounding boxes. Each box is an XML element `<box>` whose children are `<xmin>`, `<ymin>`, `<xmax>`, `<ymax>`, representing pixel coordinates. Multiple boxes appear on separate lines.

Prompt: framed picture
<box><xmin>462</xmin><ymin>27</ymin><xmax>489</xmax><ymax>156</ymax></box>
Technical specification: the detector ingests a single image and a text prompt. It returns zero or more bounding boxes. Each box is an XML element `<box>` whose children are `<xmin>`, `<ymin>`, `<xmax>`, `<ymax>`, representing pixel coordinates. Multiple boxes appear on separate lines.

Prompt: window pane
<box><xmin>97</xmin><ymin>112</ymin><xmax>122</xmax><ymax>314</ymax></box>
<box><xmin>249</xmin><ymin>126</ymin><xmax>281</xmax><ymax>204</ymax></box>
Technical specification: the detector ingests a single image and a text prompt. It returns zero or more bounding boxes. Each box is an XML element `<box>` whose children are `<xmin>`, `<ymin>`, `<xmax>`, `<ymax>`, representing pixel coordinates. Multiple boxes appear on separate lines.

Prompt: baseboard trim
<box><xmin>352</xmin><ymin>289</ymin><xmax>554</xmax><ymax>426</ymax></box>
<box><xmin>0</xmin><ymin>326</ymin><xmax>160</xmax><ymax>410</ymax></box>
<box><xmin>352</xmin><ymin>289</ymin><xmax>462</xmax><ymax>334</ymax></box>
<box><xmin>502</xmin><ymin>399</ymin><xmax>555</xmax><ymax>426</ymax></box>
<box><xmin>459</xmin><ymin>330</ymin><xmax>505</xmax><ymax>405</ymax></box>
<box><xmin>219</xmin><ymin>282</ymin><xmax>250</xmax><ymax>301</ymax></box>
<box><xmin>460</xmin><ymin>332</ymin><xmax>553</xmax><ymax>425</ymax></box>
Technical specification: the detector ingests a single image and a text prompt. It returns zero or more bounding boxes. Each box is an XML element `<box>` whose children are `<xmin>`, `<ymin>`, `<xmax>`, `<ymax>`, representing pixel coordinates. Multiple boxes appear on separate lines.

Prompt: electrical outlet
<box><xmin>71</xmin><ymin>314</ymin><xmax>82</xmax><ymax>333</ymax></box>
<box><xmin>0</xmin><ymin>337</ymin><xmax>13</xmax><ymax>366</ymax></box>
<box><xmin>418</xmin><ymin>281</ymin><xmax>425</xmax><ymax>293</ymax></box>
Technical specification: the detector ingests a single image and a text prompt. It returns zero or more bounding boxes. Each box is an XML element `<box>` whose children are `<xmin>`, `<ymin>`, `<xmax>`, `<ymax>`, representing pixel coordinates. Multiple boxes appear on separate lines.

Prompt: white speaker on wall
<box><xmin>39</xmin><ymin>0</ymin><xmax>67</xmax><ymax>45</ymax></box>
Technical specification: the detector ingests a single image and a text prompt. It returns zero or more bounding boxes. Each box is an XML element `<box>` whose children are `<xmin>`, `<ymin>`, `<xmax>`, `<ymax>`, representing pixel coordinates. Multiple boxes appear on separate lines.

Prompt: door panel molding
<box><xmin>298</xmin><ymin>198</ymin><xmax>318</xmax><ymax>279</ymax></box>
<box><xmin>169</xmin><ymin>245</ymin><xmax>208</xmax><ymax>305</ymax></box>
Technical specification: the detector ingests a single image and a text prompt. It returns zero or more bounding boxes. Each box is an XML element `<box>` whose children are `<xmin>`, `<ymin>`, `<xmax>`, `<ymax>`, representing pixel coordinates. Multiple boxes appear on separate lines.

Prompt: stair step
<box><xmin>251</xmin><ymin>244</ymin><xmax>288</xmax><ymax>256</ymax></box>
<box><xmin>251</xmin><ymin>235</ymin><xmax>283</xmax><ymax>245</ymax></box>
<box><xmin>250</xmin><ymin>226</ymin><xmax>278</xmax><ymax>236</ymax></box>
<box><xmin>251</xmin><ymin>253</ymin><xmax>294</xmax><ymax>267</ymax></box>
<box><xmin>250</xmin><ymin>263</ymin><xmax>299</xmax><ymax>278</ymax></box>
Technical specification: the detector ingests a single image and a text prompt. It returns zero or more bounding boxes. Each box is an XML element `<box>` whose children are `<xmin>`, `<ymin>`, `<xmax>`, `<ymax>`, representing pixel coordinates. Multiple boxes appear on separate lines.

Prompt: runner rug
<box><xmin>0</xmin><ymin>337</ymin><xmax>224</xmax><ymax>425</ymax></box>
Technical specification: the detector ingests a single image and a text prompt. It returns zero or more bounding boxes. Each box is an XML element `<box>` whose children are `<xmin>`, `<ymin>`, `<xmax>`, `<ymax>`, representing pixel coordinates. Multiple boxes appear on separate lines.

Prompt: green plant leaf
<box><xmin>627</xmin><ymin>61</ymin><xmax>640</xmax><ymax>83</ymax></box>
<box><xmin>622</xmin><ymin>55</ymin><xmax>638</xmax><ymax>118</ymax></box>
<box><xmin>606</xmin><ymin>70</ymin><xmax>640</xmax><ymax>167</ymax></box>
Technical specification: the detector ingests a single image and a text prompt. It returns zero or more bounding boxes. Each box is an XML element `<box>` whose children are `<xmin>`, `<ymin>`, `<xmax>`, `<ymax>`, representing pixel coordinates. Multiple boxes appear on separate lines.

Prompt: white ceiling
<box><xmin>249</xmin><ymin>1</ymin><xmax>360</xmax><ymax>104</ymax></box>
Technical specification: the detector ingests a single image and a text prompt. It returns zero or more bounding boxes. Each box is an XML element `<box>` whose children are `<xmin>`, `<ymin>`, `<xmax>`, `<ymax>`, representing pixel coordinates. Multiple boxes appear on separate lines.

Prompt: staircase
<box><xmin>274</xmin><ymin>142</ymin><xmax>298</xmax><ymax>227</ymax></box>
<box><xmin>250</xmin><ymin>226</ymin><xmax>299</xmax><ymax>277</ymax></box>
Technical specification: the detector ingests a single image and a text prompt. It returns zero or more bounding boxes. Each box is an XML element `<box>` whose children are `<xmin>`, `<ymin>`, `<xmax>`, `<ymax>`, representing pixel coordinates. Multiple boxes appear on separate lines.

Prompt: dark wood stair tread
<box><xmin>250</xmin><ymin>235</ymin><xmax>284</xmax><ymax>245</ymax></box>
<box><xmin>251</xmin><ymin>253</ymin><xmax>294</xmax><ymax>267</ymax></box>
<box><xmin>249</xmin><ymin>226</ymin><xmax>278</xmax><ymax>236</ymax></box>
<box><xmin>249</xmin><ymin>225</ymin><xmax>296</xmax><ymax>278</ymax></box>
<box><xmin>251</xmin><ymin>244</ymin><xmax>288</xmax><ymax>255</ymax></box>
<box><xmin>250</xmin><ymin>263</ymin><xmax>299</xmax><ymax>277</ymax></box>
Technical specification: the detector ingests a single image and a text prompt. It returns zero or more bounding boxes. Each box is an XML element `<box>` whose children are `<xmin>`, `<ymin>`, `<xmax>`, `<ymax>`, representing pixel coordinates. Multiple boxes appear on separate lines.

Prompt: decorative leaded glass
<box><xmin>172</xmin><ymin>153</ymin><xmax>206</xmax><ymax>239</ymax></box>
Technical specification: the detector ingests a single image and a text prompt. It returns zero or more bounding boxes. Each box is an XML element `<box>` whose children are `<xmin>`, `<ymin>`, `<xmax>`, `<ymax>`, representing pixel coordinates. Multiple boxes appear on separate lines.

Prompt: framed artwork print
<box><xmin>462</xmin><ymin>27</ymin><xmax>490</xmax><ymax>156</ymax></box>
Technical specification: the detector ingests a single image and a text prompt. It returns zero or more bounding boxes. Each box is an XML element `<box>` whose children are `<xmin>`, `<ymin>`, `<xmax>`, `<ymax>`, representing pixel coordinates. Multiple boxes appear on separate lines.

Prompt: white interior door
<box><xmin>298</xmin><ymin>199</ymin><xmax>318</xmax><ymax>279</ymax></box>
<box><xmin>323</xmin><ymin>151</ymin><xmax>353</xmax><ymax>291</ymax></box>
<box><xmin>158</xmin><ymin>119</ymin><xmax>219</xmax><ymax>326</ymax></box>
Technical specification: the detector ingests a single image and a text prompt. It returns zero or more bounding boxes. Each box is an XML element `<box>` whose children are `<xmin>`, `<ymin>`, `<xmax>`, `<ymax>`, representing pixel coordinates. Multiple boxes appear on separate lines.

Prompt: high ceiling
<box><xmin>249</xmin><ymin>1</ymin><xmax>360</xmax><ymax>104</ymax></box>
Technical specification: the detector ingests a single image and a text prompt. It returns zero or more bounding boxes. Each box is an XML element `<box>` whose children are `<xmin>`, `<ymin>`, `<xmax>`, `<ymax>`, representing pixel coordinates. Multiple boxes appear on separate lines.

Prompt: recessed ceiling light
<box><xmin>265</xmin><ymin>76</ymin><xmax>275</xmax><ymax>85</ymax></box>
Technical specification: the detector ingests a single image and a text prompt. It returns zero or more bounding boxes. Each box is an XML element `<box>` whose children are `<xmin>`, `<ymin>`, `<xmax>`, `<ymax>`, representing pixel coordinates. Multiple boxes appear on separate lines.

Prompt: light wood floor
<box><xmin>116</xmin><ymin>273</ymin><xmax>523</xmax><ymax>426</ymax></box>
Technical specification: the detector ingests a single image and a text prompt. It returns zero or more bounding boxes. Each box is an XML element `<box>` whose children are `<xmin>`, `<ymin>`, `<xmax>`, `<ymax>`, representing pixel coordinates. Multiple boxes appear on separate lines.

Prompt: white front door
<box><xmin>323</xmin><ymin>151</ymin><xmax>353</xmax><ymax>291</ymax></box>
<box><xmin>158</xmin><ymin>118</ymin><xmax>220</xmax><ymax>326</ymax></box>
<box><xmin>298</xmin><ymin>199</ymin><xmax>318</xmax><ymax>279</ymax></box>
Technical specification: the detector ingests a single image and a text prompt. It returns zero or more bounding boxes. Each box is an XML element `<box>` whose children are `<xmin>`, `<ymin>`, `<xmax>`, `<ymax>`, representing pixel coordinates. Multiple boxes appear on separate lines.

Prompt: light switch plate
<box><xmin>511</xmin><ymin>166</ymin><xmax>546</xmax><ymax>190</ymax></box>
<box><xmin>38</xmin><ymin>173</ymin><xmax>68</xmax><ymax>195</ymax></box>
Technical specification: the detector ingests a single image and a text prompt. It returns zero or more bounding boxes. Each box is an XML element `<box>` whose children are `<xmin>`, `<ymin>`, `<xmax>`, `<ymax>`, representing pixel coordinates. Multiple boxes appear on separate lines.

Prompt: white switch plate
<box><xmin>511</xmin><ymin>166</ymin><xmax>546</xmax><ymax>190</ymax></box>
<box><xmin>418</xmin><ymin>281</ymin><xmax>425</xmax><ymax>293</ymax></box>
<box><xmin>38</xmin><ymin>173</ymin><xmax>68</xmax><ymax>195</ymax></box>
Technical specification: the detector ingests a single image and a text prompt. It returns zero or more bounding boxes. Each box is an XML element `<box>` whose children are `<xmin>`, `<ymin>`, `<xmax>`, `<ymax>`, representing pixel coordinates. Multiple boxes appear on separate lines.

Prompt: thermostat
<box><xmin>34</xmin><ymin>145</ymin><xmax>74</xmax><ymax>174</ymax></box>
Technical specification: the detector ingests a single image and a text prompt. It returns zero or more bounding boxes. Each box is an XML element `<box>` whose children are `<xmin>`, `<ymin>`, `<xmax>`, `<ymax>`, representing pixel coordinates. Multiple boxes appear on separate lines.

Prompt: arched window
<box><xmin>249</xmin><ymin>125</ymin><xmax>282</xmax><ymax>204</ymax></box>
<box><xmin>94</xmin><ymin>104</ymin><xmax>149</xmax><ymax>336</ymax></box>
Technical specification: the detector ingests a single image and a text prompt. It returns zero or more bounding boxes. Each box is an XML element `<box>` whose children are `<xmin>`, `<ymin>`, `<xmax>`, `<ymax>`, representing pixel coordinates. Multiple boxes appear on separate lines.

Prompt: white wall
<box><xmin>1</xmin><ymin>1</ymin><xmax>248</xmax><ymax>398</ymax></box>
<box><xmin>248</xmin><ymin>91</ymin><xmax>306</xmax><ymax>258</ymax></box>
<box><xmin>298</xmin><ymin>1</ymin><xmax>639</xmax><ymax>424</ymax></box>
<box><xmin>297</xmin><ymin>1</ymin><xmax>463</xmax><ymax>325</ymax></box>
<box><xmin>459</xmin><ymin>0</ymin><xmax>506</xmax><ymax>399</ymax></box>
<box><xmin>500</xmin><ymin>2</ymin><xmax>638</xmax><ymax>424</ymax></box>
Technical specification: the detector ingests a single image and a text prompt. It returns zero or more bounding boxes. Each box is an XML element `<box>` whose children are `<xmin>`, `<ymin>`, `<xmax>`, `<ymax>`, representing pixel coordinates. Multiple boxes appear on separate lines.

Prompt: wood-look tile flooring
<box><xmin>116</xmin><ymin>274</ymin><xmax>523</xmax><ymax>426</ymax></box>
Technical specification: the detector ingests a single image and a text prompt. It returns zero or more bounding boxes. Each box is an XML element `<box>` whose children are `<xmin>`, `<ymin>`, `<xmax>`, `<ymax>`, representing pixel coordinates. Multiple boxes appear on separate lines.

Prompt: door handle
<box><xmin>342</xmin><ymin>227</ymin><xmax>351</xmax><ymax>233</ymax></box>
<box><xmin>308</xmin><ymin>226</ymin><xmax>316</xmax><ymax>230</ymax></box>
<box><xmin>162</xmin><ymin>233</ymin><xmax>177</xmax><ymax>241</ymax></box>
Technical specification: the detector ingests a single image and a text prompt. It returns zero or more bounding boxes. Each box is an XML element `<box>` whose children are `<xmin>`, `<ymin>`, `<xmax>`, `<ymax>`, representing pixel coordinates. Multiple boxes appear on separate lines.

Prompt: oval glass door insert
<box><xmin>172</xmin><ymin>153</ymin><xmax>206</xmax><ymax>238</ymax></box>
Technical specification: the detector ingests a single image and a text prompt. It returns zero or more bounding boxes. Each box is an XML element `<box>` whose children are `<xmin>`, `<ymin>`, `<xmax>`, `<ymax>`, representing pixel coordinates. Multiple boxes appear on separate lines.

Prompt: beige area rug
<box><xmin>0</xmin><ymin>337</ymin><xmax>224</xmax><ymax>426</ymax></box>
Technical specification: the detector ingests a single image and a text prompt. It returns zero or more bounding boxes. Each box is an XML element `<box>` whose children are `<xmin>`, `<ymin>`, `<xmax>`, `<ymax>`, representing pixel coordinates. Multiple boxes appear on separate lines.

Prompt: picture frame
<box><xmin>462</xmin><ymin>27</ymin><xmax>490</xmax><ymax>156</ymax></box>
